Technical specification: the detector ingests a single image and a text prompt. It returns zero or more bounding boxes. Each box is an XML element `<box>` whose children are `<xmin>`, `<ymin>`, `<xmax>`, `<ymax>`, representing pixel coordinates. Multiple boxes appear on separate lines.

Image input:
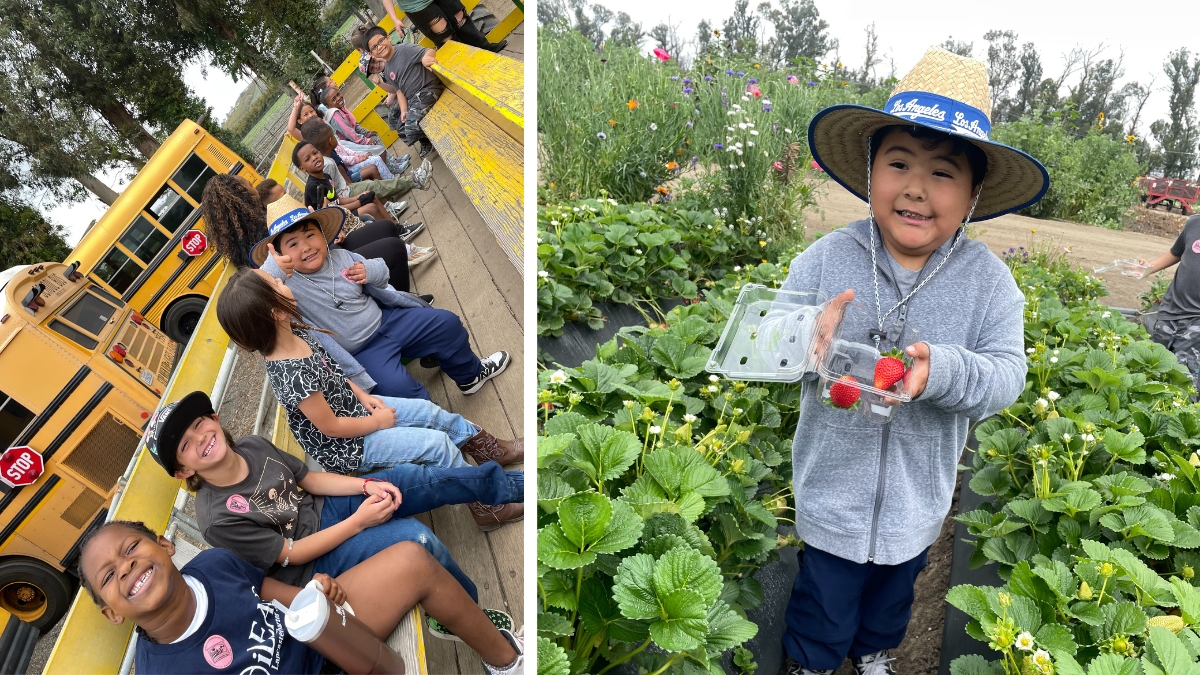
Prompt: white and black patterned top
<box><xmin>264</xmin><ymin>330</ymin><xmax>369</xmax><ymax>474</ymax></box>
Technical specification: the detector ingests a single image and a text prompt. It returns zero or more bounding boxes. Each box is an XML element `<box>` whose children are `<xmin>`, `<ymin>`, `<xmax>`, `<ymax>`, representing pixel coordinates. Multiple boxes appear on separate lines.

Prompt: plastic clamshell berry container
<box><xmin>1092</xmin><ymin>259</ymin><xmax>1151</xmax><ymax>279</ymax></box>
<box><xmin>705</xmin><ymin>284</ymin><xmax>829</xmax><ymax>383</ymax></box>
<box><xmin>816</xmin><ymin>300</ymin><xmax>921</xmax><ymax>423</ymax></box>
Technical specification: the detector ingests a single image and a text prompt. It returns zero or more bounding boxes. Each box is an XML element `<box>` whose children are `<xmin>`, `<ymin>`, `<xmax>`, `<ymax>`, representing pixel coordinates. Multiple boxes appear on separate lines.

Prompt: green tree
<box><xmin>1150</xmin><ymin>48</ymin><xmax>1200</xmax><ymax>179</ymax></box>
<box><xmin>939</xmin><ymin>37</ymin><xmax>974</xmax><ymax>57</ymax></box>
<box><xmin>722</xmin><ymin>0</ymin><xmax>762</xmax><ymax>58</ymax></box>
<box><xmin>0</xmin><ymin>196</ymin><xmax>71</xmax><ymax>269</ymax></box>
<box><xmin>761</xmin><ymin>0</ymin><xmax>834</xmax><ymax>69</ymax></box>
<box><xmin>607</xmin><ymin>12</ymin><xmax>645</xmax><ymax>51</ymax></box>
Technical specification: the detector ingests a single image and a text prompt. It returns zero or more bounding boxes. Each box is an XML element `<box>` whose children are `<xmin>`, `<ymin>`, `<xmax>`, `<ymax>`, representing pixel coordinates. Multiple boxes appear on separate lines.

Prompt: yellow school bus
<box><xmin>0</xmin><ymin>262</ymin><xmax>177</xmax><ymax>629</ymax></box>
<box><xmin>70</xmin><ymin>119</ymin><xmax>259</xmax><ymax>343</ymax></box>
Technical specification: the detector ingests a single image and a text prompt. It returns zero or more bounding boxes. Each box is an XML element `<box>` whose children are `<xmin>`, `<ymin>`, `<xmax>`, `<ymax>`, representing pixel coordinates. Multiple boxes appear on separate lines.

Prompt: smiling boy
<box><xmin>778</xmin><ymin>48</ymin><xmax>1049</xmax><ymax>675</ymax></box>
<box><xmin>360</xmin><ymin>27</ymin><xmax>443</xmax><ymax>158</ymax></box>
<box><xmin>253</xmin><ymin>208</ymin><xmax>509</xmax><ymax>400</ymax></box>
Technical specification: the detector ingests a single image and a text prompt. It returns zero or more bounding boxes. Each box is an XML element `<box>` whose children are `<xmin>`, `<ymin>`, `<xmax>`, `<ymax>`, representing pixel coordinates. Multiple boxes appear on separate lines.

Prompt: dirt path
<box><xmin>802</xmin><ymin>181</ymin><xmax>1180</xmax><ymax>310</ymax></box>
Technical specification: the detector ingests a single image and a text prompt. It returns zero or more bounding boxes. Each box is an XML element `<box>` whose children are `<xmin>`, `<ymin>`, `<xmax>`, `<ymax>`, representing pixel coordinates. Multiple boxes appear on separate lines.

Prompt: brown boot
<box><xmin>461</xmin><ymin>428</ymin><xmax>524</xmax><ymax>466</ymax></box>
<box><xmin>469</xmin><ymin>502</ymin><xmax>524</xmax><ymax>531</ymax></box>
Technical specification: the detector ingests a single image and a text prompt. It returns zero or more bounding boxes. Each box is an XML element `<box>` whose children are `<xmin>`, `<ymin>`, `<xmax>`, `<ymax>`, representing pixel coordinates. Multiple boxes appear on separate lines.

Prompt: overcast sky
<box><xmin>596</xmin><ymin>0</ymin><xmax>1196</xmax><ymax>138</ymax></box>
<box><xmin>42</xmin><ymin>61</ymin><xmax>243</xmax><ymax>247</ymax></box>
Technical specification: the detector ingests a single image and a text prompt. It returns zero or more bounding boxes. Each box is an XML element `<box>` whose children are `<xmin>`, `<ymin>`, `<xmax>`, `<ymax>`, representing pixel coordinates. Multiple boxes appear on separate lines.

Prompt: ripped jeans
<box><xmin>312</xmin><ymin>461</ymin><xmax>523</xmax><ymax>601</ymax></box>
<box><xmin>1151</xmin><ymin>317</ymin><xmax>1200</xmax><ymax>397</ymax></box>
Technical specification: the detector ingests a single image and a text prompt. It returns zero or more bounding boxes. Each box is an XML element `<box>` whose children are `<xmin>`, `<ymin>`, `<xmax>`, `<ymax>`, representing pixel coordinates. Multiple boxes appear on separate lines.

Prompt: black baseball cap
<box><xmin>142</xmin><ymin>391</ymin><xmax>215</xmax><ymax>477</ymax></box>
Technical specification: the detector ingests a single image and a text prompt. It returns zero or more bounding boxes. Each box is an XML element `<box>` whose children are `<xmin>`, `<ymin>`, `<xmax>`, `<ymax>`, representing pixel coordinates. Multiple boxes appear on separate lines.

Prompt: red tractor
<box><xmin>1139</xmin><ymin>176</ymin><xmax>1200</xmax><ymax>215</ymax></box>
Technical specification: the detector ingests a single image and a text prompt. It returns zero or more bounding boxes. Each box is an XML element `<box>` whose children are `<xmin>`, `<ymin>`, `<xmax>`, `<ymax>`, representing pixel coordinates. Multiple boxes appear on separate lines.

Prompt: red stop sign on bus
<box><xmin>181</xmin><ymin>230</ymin><xmax>208</xmax><ymax>256</ymax></box>
<box><xmin>0</xmin><ymin>447</ymin><xmax>43</xmax><ymax>487</ymax></box>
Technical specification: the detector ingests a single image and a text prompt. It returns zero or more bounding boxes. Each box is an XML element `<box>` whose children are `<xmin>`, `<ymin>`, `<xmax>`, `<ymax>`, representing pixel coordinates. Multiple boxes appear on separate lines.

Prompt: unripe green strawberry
<box><xmin>1148</xmin><ymin>615</ymin><xmax>1186</xmax><ymax>634</ymax></box>
<box><xmin>874</xmin><ymin>349</ymin><xmax>907</xmax><ymax>389</ymax></box>
<box><xmin>829</xmin><ymin>376</ymin><xmax>861</xmax><ymax>408</ymax></box>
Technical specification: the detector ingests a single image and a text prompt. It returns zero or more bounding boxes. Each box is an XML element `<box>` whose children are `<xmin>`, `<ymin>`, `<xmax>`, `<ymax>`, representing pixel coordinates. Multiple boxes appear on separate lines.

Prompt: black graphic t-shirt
<box><xmin>195</xmin><ymin>436</ymin><xmax>324</xmax><ymax>587</ymax></box>
<box><xmin>264</xmin><ymin>330</ymin><xmax>370</xmax><ymax>474</ymax></box>
<box><xmin>133</xmin><ymin>548</ymin><xmax>323</xmax><ymax>675</ymax></box>
<box><xmin>1160</xmin><ymin>215</ymin><xmax>1200</xmax><ymax>322</ymax></box>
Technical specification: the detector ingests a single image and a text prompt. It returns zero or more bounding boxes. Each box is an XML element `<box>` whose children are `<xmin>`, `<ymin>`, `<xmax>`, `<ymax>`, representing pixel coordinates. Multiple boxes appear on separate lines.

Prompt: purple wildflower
<box><xmin>670</xmin><ymin>76</ymin><xmax>679</xmax><ymax>81</ymax></box>
<box><xmin>686</xmin><ymin>119</ymin><xmax>693</xmax><ymax>127</ymax></box>
<box><xmin>807</xmin><ymin>81</ymin><xmax>817</xmax><ymax>86</ymax></box>
<box><xmin>597</xmin><ymin>132</ymin><xmax>607</xmax><ymax>139</ymax></box>
<box><xmin>772</xmin><ymin>123</ymin><xmax>780</xmax><ymax>131</ymax></box>
<box><xmin>714</xmin><ymin>143</ymin><xmax>724</xmax><ymax>149</ymax></box>
<box><xmin>683</xmin><ymin>87</ymin><xmax>694</xmax><ymax>94</ymax></box>
<box><xmin>683</xmin><ymin>78</ymin><xmax>692</xmax><ymax>85</ymax></box>
<box><xmin>704</xmin><ymin>75</ymin><xmax>713</xmax><ymax>82</ymax></box>
<box><xmin>725</xmin><ymin>69</ymin><xmax>734</xmax><ymax>75</ymax></box>
<box><xmin>762</xmin><ymin>103</ymin><xmax>772</xmax><ymax>111</ymax></box>
<box><xmin>748</xmin><ymin>78</ymin><xmax>758</xmax><ymax>84</ymax></box>
<box><xmin>735</xmin><ymin>71</ymin><xmax>745</xmax><ymax>77</ymax></box>
<box><xmin>691</xmin><ymin>155</ymin><xmax>698</xmax><ymax>165</ymax></box>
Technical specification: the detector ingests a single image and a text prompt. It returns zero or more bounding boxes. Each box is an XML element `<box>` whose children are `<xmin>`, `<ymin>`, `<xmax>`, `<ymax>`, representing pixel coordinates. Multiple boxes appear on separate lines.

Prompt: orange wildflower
<box><xmin>666</xmin><ymin>161</ymin><xmax>678</xmax><ymax>170</ymax></box>
<box><xmin>627</xmin><ymin>100</ymin><xmax>638</xmax><ymax>110</ymax></box>
<box><xmin>609</xmin><ymin>119</ymin><xmax>616</xmax><ymax>126</ymax></box>
<box><xmin>656</xmin><ymin>186</ymin><xmax>669</xmax><ymax>195</ymax></box>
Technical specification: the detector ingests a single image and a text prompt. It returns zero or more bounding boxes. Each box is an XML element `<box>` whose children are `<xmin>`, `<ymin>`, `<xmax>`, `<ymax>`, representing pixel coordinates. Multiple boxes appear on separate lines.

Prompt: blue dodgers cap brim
<box><xmin>806</xmin><ymin>100</ymin><xmax>1050</xmax><ymax>222</ymax></box>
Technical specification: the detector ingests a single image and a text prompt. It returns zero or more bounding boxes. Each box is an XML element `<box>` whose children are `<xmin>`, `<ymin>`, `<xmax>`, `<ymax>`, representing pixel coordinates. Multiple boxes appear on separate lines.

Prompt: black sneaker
<box><xmin>398</xmin><ymin>221</ymin><xmax>425</xmax><ymax>242</ymax></box>
<box><xmin>420</xmin><ymin>355</ymin><xmax>440</xmax><ymax>369</ymax></box>
<box><xmin>419</xmin><ymin>138</ymin><xmax>434</xmax><ymax>158</ymax></box>
<box><xmin>458</xmin><ymin>351</ymin><xmax>510</xmax><ymax>394</ymax></box>
<box><xmin>418</xmin><ymin>294</ymin><xmax>434</xmax><ymax>304</ymax></box>
<box><xmin>484</xmin><ymin>39</ymin><xmax>508</xmax><ymax>53</ymax></box>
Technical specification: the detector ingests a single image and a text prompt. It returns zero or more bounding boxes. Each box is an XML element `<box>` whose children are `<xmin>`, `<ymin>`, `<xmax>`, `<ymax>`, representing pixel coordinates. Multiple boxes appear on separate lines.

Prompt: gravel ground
<box><xmin>24</xmin><ymin>347</ymin><xmax>270</xmax><ymax>675</ymax></box>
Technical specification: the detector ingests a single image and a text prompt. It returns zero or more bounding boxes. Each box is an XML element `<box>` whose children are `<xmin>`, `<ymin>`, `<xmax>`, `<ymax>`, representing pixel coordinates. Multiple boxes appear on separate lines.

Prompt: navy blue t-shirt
<box><xmin>133</xmin><ymin>548</ymin><xmax>323</xmax><ymax>675</ymax></box>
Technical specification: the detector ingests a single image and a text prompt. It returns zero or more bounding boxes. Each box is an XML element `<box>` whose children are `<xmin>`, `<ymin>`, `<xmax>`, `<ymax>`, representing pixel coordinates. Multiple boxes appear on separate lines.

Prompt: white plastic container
<box><xmin>813</xmin><ymin>300</ymin><xmax>920</xmax><ymax>423</ymax></box>
<box><xmin>274</xmin><ymin>580</ymin><xmax>405</xmax><ymax>674</ymax></box>
<box><xmin>706</xmin><ymin>284</ymin><xmax>828</xmax><ymax>382</ymax></box>
<box><xmin>1093</xmin><ymin>259</ymin><xmax>1151</xmax><ymax>279</ymax></box>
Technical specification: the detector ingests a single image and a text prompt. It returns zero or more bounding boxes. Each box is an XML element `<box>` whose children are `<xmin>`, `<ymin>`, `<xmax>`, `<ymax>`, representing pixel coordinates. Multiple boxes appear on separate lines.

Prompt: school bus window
<box><xmin>119</xmin><ymin>216</ymin><xmax>169</xmax><ymax>262</ymax></box>
<box><xmin>172</xmin><ymin>153</ymin><xmax>217</xmax><ymax>203</ymax></box>
<box><xmin>60</xmin><ymin>292</ymin><xmax>117</xmax><ymax>335</ymax></box>
<box><xmin>146</xmin><ymin>185</ymin><xmax>194</xmax><ymax>232</ymax></box>
<box><xmin>94</xmin><ymin>247</ymin><xmax>143</xmax><ymax>294</ymax></box>
<box><xmin>89</xmin><ymin>285</ymin><xmax>121</xmax><ymax>307</ymax></box>
<box><xmin>0</xmin><ymin>391</ymin><xmax>35</xmax><ymax>449</ymax></box>
<box><xmin>48</xmin><ymin>320</ymin><xmax>97</xmax><ymax>350</ymax></box>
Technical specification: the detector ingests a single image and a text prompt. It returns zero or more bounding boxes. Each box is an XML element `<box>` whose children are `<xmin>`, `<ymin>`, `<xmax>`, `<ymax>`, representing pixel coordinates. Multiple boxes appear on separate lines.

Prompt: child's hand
<box><xmin>267</xmin><ymin>243</ymin><xmax>295</xmax><ymax>278</ymax></box>
<box><xmin>810</xmin><ymin>289</ymin><xmax>854</xmax><ymax>364</ymax></box>
<box><xmin>293</xmin><ymin>94</ymin><xmax>305</xmax><ymax>109</ymax></box>
<box><xmin>352</xmin><ymin>492</ymin><xmax>397</xmax><ymax>529</ymax></box>
<box><xmin>365</xmin><ymin>395</ymin><xmax>387</xmax><ymax>411</ymax></box>
<box><xmin>365</xmin><ymin>480</ymin><xmax>403</xmax><ymax>506</ymax></box>
<box><xmin>371</xmin><ymin>403</ymin><xmax>397</xmax><ymax>430</ymax></box>
<box><xmin>343</xmin><ymin>262</ymin><xmax>368</xmax><ymax>284</ymax></box>
<box><xmin>902</xmin><ymin>342</ymin><xmax>930</xmax><ymax>398</ymax></box>
<box><xmin>332</xmin><ymin>231</ymin><xmax>347</xmax><ymax>245</ymax></box>
<box><xmin>312</xmin><ymin>573</ymin><xmax>346</xmax><ymax>606</ymax></box>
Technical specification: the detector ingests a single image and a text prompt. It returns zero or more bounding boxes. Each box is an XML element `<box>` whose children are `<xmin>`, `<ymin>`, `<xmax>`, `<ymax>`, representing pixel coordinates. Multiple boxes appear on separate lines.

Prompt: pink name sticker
<box><xmin>203</xmin><ymin>635</ymin><xmax>234</xmax><ymax>669</ymax></box>
<box><xmin>226</xmin><ymin>495</ymin><xmax>250</xmax><ymax>514</ymax></box>
<box><xmin>1191</xmin><ymin>240</ymin><xmax>1200</xmax><ymax>254</ymax></box>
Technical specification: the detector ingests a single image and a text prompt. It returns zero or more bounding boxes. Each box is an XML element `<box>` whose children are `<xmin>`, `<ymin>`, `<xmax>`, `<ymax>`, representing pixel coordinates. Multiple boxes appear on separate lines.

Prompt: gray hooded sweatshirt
<box><xmin>780</xmin><ymin>219</ymin><xmax>1027</xmax><ymax>565</ymax></box>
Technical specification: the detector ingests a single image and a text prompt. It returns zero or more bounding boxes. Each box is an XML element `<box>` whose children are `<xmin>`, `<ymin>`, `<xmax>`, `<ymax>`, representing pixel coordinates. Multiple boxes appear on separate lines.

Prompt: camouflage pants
<box><xmin>1151</xmin><ymin>317</ymin><xmax>1200</xmax><ymax>396</ymax></box>
<box><xmin>386</xmin><ymin>89</ymin><xmax>440</xmax><ymax>147</ymax></box>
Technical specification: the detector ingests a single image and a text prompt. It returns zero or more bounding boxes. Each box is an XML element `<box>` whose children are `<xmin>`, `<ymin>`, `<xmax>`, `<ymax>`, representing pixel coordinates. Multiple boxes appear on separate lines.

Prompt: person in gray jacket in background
<box><xmin>777</xmin><ymin>47</ymin><xmax>1050</xmax><ymax>675</ymax></box>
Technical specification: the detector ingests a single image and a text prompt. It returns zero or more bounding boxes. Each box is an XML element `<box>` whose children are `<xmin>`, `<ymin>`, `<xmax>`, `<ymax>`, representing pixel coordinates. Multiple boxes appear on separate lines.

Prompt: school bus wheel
<box><xmin>0</xmin><ymin>558</ymin><xmax>75</xmax><ymax>629</ymax></box>
<box><xmin>161</xmin><ymin>296</ymin><xmax>209</xmax><ymax>345</ymax></box>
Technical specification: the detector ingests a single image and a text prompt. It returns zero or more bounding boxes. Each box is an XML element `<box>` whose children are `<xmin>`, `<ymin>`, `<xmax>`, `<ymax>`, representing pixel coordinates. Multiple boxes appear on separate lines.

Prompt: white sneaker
<box><xmin>855</xmin><ymin>650</ymin><xmax>897</xmax><ymax>675</ymax></box>
<box><xmin>482</xmin><ymin>627</ymin><xmax>523</xmax><ymax>675</ymax></box>
<box><xmin>458</xmin><ymin>351</ymin><xmax>510</xmax><ymax>394</ymax></box>
<box><xmin>412</xmin><ymin>159</ymin><xmax>433</xmax><ymax>189</ymax></box>
<box><xmin>408</xmin><ymin>245</ymin><xmax>437</xmax><ymax>267</ymax></box>
<box><xmin>385</xmin><ymin>201</ymin><xmax>409</xmax><ymax>219</ymax></box>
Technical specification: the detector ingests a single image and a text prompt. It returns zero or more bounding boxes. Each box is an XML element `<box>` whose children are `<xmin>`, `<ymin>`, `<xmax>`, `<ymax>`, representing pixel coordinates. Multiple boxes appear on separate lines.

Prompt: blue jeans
<box><xmin>351</xmin><ymin>306</ymin><xmax>483</xmax><ymax>400</ymax></box>
<box><xmin>360</xmin><ymin>396</ymin><xmax>477</xmax><ymax>470</ymax></box>
<box><xmin>312</xmin><ymin>461</ymin><xmax>523</xmax><ymax>602</ymax></box>
<box><xmin>783</xmin><ymin>545</ymin><xmax>928</xmax><ymax>670</ymax></box>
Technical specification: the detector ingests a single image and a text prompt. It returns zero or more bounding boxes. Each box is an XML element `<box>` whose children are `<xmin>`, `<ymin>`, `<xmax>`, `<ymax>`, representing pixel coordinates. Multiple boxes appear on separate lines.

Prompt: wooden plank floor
<box><xmin>384</xmin><ymin>85</ymin><xmax>524</xmax><ymax>672</ymax></box>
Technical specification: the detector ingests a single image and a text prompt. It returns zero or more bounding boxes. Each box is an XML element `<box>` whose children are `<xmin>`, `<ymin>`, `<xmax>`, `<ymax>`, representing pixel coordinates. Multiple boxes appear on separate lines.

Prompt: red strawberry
<box><xmin>829</xmin><ymin>376</ymin><xmax>861</xmax><ymax>408</ymax></box>
<box><xmin>874</xmin><ymin>350</ymin><xmax>907</xmax><ymax>390</ymax></box>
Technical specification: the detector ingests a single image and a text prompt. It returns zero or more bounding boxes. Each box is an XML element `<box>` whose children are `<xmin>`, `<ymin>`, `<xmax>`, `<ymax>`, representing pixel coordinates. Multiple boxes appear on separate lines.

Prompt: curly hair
<box><xmin>255</xmin><ymin>178</ymin><xmax>281</xmax><ymax>204</ymax></box>
<box><xmin>78</xmin><ymin>520</ymin><xmax>161</xmax><ymax>605</ymax></box>
<box><xmin>349</xmin><ymin>24</ymin><xmax>370</xmax><ymax>51</ymax></box>
<box><xmin>201</xmin><ymin>174</ymin><xmax>268</xmax><ymax>269</ymax></box>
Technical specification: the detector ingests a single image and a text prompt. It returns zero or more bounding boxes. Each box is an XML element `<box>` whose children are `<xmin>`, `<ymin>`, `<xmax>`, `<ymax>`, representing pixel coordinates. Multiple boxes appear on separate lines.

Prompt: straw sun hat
<box><xmin>808</xmin><ymin>46</ymin><xmax>1050</xmax><ymax>221</ymax></box>
<box><xmin>251</xmin><ymin>194</ymin><xmax>345</xmax><ymax>268</ymax></box>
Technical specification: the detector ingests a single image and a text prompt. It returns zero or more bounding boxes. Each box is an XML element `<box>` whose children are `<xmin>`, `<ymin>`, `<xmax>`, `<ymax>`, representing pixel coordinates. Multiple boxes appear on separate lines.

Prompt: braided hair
<box><xmin>310</xmin><ymin>75</ymin><xmax>334</xmax><ymax>108</ymax></box>
<box><xmin>201</xmin><ymin>174</ymin><xmax>268</xmax><ymax>269</ymax></box>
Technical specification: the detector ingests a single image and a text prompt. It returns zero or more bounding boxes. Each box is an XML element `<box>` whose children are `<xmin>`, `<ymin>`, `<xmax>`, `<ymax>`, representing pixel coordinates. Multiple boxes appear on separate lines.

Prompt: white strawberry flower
<box><xmin>538</xmin><ymin>270</ymin><xmax>549</xmax><ymax>278</ymax></box>
<box><xmin>1156</xmin><ymin>473</ymin><xmax>1176</xmax><ymax>481</ymax></box>
<box><xmin>683</xmin><ymin>414</ymin><xmax>697</xmax><ymax>422</ymax></box>
<box><xmin>550</xmin><ymin>220</ymin><xmax>559</xmax><ymax>225</ymax></box>
<box><xmin>710</xmin><ymin>375</ymin><xmax>720</xmax><ymax>382</ymax></box>
<box><xmin>708</xmin><ymin>385</ymin><xmax>719</xmax><ymax>392</ymax></box>
<box><xmin>549</xmin><ymin>370</ymin><xmax>568</xmax><ymax>384</ymax></box>
<box><xmin>1047</xmin><ymin>391</ymin><xmax>1060</xmax><ymax>401</ymax></box>
<box><xmin>1027</xmin><ymin>347</ymin><xmax>1036</xmax><ymax>354</ymax></box>
<box><xmin>1102</xmin><ymin>311</ymin><xmax>1111</xmax><ymax>318</ymax></box>
<box><xmin>649</xmin><ymin>426</ymin><xmax>662</xmax><ymax>434</ymax></box>
<box><xmin>623</xmin><ymin>400</ymin><xmax>635</xmax><ymax>408</ymax></box>
<box><xmin>1063</xmin><ymin>433</ymin><xmax>1072</xmax><ymax>442</ymax></box>
<box><xmin>1032</xmin><ymin>650</ymin><xmax>1052</xmax><ymax>670</ymax></box>
<box><xmin>1050</xmin><ymin>357</ymin><xmax>1058</xmax><ymax>363</ymax></box>
<box><xmin>734</xmin><ymin>408</ymin><xmax>744</xmax><ymax>415</ymax></box>
<box><xmin>1015</xmin><ymin>632</ymin><xmax>1035</xmax><ymax>651</ymax></box>
<box><xmin>1083</xmin><ymin>433</ymin><xmax>1095</xmax><ymax>442</ymax></box>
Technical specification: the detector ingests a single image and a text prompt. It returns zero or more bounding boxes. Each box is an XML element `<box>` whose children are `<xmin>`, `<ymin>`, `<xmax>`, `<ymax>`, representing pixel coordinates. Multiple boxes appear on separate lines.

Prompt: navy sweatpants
<box><xmin>783</xmin><ymin>545</ymin><xmax>928</xmax><ymax>670</ymax></box>
<box><xmin>352</xmin><ymin>305</ymin><xmax>482</xmax><ymax>400</ymax></box>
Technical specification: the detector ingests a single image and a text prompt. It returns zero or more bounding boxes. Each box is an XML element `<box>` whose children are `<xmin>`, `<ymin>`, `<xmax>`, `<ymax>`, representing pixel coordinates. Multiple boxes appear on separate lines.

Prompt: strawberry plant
<box><xmin>537</xmin><ymin>198</ymin><xmax>792</xmax><ymax>336</ymax></box>
<box><xmin>948</xmin><ymin>249</ymin><xmax>1200</xmax><ymax>675</ymax></box>
<box><xmin>537</xmin><ymin>292</ymin><xmax>801</xmax><ymax>675</ymax></box>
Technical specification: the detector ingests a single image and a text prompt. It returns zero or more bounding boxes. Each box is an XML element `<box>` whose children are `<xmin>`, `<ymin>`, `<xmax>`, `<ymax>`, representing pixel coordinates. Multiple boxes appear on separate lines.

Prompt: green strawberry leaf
<box><xmin>538</xmin><ymin>611</ymin><xmax>574</xmax><ymax>637</ymax></box>
<box><xmin>651</xmin><ymin>588</ymin><xmax>709</xmax><ymax>652</ymax></box>
<box><xmin>566</xmin><ymin>424</ymin><xmax>641</xmax><ymax>486</ymax></box>
<box><xmin>538</xmin><ymin>434</ymin><xmax>575</xmax><ymax>469</ymax></box>
<box><xmin>703</xmin><ymin>600</ymin><xmax>758</xmax><ymax>653</ymax></box>
<box><xmin>537</xmin><ymin>636</ymin><xmax>570</xmax><ymax>675</ymax></box>
<box><xmin>613</xmin><ymin>553</ymin><xmax>660</xmax><ymax>620</ymax></box>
